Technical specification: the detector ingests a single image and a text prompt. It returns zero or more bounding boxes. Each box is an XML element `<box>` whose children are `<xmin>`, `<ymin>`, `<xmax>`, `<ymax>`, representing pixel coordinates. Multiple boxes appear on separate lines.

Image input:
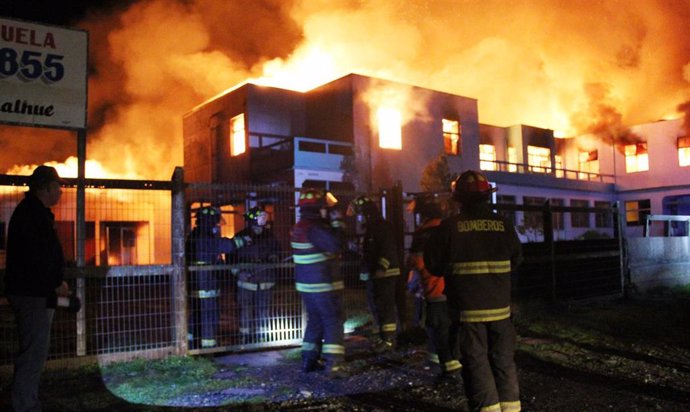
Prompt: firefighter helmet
<box><xmin>298</xmin><ymin>188</ymin><xmax>338</xmax><ymax>209</ymax></box>
<box><xmin>408</xmin><ymin>194</ymin><xmax>443</xmax><ymax>220</ymax></box>
<box><xmin>346</xmin><ymin>195</ymin><xmax>379</xmax><ymax>219</ymax></box>
<box><xmin>195</xmin><ymin>206</ymin><xmax>223</xmax><ymax>227</ymax></box>
<box><xmin>451</xmin><ymin>170</ymin><xmax>496</xmax><ymax>203</ymax></box>
<box><xmin>245</xmin><ymin>206</ymin><xmax>268</xmax><ymax>227</ymax></box>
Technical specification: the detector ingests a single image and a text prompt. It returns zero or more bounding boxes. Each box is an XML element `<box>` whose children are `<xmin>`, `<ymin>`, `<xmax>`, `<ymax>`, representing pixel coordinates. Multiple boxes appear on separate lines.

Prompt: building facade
<box><xmin>183</xmin><ymin>74</ymin><xmax>689</xmax><ymax>239</ymax></box>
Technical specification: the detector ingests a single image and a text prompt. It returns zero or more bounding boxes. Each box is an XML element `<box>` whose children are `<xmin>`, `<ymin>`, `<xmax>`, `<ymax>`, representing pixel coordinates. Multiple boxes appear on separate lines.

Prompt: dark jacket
<box><xmin>362</xmin><ymin>217</ymin><xmax>400</xmax><ymax>279</ymax></box>
<box><xmin>424</xmin><ymin>203</ymin><xmax>522</xmax><ymax>322</ymax></box>
<box><xmin>5</xmin><ymin>193</ymin><xmax>65</xmax><ymax>299</ymax></box>
<box><xmin>231</xmin><ymin>227</ymin><xmax>282</xmax><ymax>284</ymax></box>
<box><xmin>291</xmin><ymin>210</ymin><xmax>344</xmax><ymax>293</ymax></box>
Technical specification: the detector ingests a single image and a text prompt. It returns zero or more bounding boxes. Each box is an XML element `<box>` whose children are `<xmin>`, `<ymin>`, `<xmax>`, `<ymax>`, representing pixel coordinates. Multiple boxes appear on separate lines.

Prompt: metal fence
<box><xmin>0</xmin><ymin>173</ymin><xmax>625</xmax><ymax>370</ymax></box>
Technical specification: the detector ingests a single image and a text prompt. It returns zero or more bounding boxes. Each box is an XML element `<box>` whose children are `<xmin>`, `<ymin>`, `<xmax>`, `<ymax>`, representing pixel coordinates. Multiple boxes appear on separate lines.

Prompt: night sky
<box><xmin>0</xmin><ymin>0</ymin><xmax>129</xmax><ymax>26</ymax></box>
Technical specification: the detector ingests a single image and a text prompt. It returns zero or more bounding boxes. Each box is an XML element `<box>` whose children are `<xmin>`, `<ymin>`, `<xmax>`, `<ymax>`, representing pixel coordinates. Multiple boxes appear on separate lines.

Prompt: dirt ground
<box><xmin>2</xmin><ymin>294</ymin><xmax>690</xmax><ymax>411</ymax></box>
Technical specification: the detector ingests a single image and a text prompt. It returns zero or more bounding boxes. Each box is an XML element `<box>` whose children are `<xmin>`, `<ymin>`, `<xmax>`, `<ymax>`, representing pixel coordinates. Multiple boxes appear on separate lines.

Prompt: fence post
<box><xmin>171</xmin><ymin>167</ymin><xmax>188</xmax><ymax>355</ymax></box>
<box><xmin>76</xmin><ymin>128</ymin><xmax>86</xmax><ymax>356</ymax></box>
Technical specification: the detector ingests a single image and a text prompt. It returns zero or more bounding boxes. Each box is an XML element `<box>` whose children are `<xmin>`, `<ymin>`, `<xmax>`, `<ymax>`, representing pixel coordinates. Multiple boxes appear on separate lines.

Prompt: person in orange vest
<box><xmin>407</xmin><ymin>194</ymin><xmax>462</xmax><ymax>379</ymax></box>
<box><xmin>425</xmin><ymin>170</ymin><xmax>523</xmax><ymax>412</ymax></box>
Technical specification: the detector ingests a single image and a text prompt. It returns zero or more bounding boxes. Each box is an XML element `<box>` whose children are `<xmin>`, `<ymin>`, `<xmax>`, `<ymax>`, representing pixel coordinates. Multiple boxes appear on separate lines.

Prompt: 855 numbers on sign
<box><xmin>0</xmin><ymin>48</ymin><xmax>65</xmax><ymax>83</ymax></box>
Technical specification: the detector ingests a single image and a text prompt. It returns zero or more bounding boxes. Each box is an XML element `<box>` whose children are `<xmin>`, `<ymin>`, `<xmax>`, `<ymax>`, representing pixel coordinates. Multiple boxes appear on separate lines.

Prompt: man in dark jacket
<box><xmin>230</xmin><ymin>206</ymin><xmax>282</xmax><ymax>343</ymax></box>
<box><xmin>5</xmin><ymin>165</ymin><xmax>70</xmax><ymax>412</ymax></box>
<box><xmin>425</xmin><ymin>170</ymin><xmax>523</xmax><ymax>412</ymax></box>
<box><xmin>291</xmin><ymin>188</ymin><xmax>348</xmax><ymax>378</ymax></box>
<box><xmin>347</xmin><ymin>195</ymin><xmax>401</xmax><ymax>353</ymax></box>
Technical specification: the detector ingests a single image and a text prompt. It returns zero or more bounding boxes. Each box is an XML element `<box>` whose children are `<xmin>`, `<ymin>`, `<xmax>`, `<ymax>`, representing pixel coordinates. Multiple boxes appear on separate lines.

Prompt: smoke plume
<box><xmin>1</xmin><ymin>0</ymin><xmax>689</xmax><ymax>178</ymax></box>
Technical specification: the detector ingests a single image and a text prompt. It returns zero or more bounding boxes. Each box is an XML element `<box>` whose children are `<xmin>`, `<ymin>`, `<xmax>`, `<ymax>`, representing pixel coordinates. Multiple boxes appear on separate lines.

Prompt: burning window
<box><xmin>377</xmin><ymin>108</ymin><xmax>402</xmax><ymax>150</ymax></box>
<box><xmin>527</xmin><ymin>145</ymin><xmax>551</xmax><ymax>173</ymax></box>
<box><xmin>554</xmin><ymin>155</ymin><xmax>564</xmax><ymax>178</ymax></box>
<box><xmin>507</xmin><ymin>147</ymin><xmax>518</xmax><ymax>172</ymax></box>
<box><xmin>479</xmin><ymin>144</ymin><xmax>496</xmax><ymax>170</ymax></box>
<box><xmin>677</xmin><ymin>136</ymin><xmax>690</xmax><ymax>167</ymax></box>
<box><xmin>625</xmin><ymin>199</ymin><xmax>650</xmax><ymax>226</ymax></box>
<box><xmin>229</xmin><ymin>113</ymin><xmax>246</xmax><ymax>156</ymax></box>
<box><xmin>578</xmin><ymin>150</ymin><xmax>599</xmax><ymax>180</ymax></box>
<box><xmin>442</xmin><ymin>119</ymin><xmax>461</xmax><ymax>155</ymax></box>
<box><xmin>624</xmin><ymin>143</ymin><xmax>648</xmax><ymax>173</ymax></box>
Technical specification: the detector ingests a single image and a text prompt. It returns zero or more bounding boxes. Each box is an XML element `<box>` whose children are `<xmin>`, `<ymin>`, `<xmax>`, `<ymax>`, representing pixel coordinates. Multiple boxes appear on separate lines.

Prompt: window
<box><xmin>378</xmin><ymin>108</ymin><xmax>402</xmax><ymax>149</ymax></box>
<box><xmin>527</xmin><ymin>145</ymin><xmax>551</xmax><ymax>173</ymax></box>
<box><xmin>550</xmin><ymin>198</ymin><xmax>564</xmax><ymax>231</ymax></box>
<box><xmin>578</xmin><ymin>150</ymin><xmax>599</xmax><ymax>180</ymax></box>
<box><xmin>595</xmin><ymin>201</ymin><xmax>613</xmax><ymax>228</ymax></box>
<box><xmin>442</xmin><ymin>119</ymin><xmax>461</xmax><ymax>155</ymax></box>
<box><xmin>625</xmin><ymin>199</ymin><xmax>651</xmax><ymax>226</ymax></box>
<box><xmin>624</xmin><ymin>143</ymin><xmax>648</xmax><ymax>173</ymax></box>
<box><xmin>479</xmin><ymin>144</ymin><xmax>496</xmax><ymax>170</ymax></box>
<box><xmin>523</xmin><ymin>196</ymin><xmax>546</xmax><ymax>232</ymax></box>
<box><xmin>555</xmin><ymin>155</ymin><xmax>564</xmax><ymax>178</ymax></box>
<box><xmin>229</xmin><ymin>113</ymin><xmax>246</xmax><ymax>156</ymax></box>
<box><xmin>570</xmin><ymin>199</ymin><xmax>590</xmax><ymax>228</ymax></box>
<box><xmin>507</xmin><ymin>147</ymin><xmax>518</xmax><ymax>172</ymax></box>
<box><xmin>496</xmin><ymin>195</ymin><xmax>516</xmax><ymax>226</ymax></box>
<box><xmin>678</xmin><ymin>136</ymin><xmax>690</xmax><ymax>167</ymax></box>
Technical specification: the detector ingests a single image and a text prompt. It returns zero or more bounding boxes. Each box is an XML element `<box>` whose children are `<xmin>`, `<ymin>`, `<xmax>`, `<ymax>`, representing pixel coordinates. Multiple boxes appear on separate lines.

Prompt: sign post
<box><xmin>1</xmin><ymin>16</ymin><xmax>89</xmax><ymax>355</ymax></box>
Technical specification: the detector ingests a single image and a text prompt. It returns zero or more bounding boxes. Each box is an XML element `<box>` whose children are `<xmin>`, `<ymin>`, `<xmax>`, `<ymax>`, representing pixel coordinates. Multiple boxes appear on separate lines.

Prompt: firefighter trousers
<box><xmin>366</xmin><ymin>276</ymin><xmax>399</xmax><ymax>343</ymax></box>
<box><xmin>459</xmin><ymin>318</ymin><xmax>520</xmax><ymax>412</ymax></box>
<box><xmin>300</xmin><ymin>291</ymin><xmax>345</xmax><ymax>366</ymax></box>
<box><xmin>425</xmin><ymin>300</ymin><xmax>461</xmax><ymax>373</ymax></box>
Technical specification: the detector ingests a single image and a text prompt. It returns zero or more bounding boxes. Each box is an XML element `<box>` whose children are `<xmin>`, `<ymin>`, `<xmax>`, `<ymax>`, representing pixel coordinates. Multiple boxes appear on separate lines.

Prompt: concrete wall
<box><xmin>627</xmin><ymin>236</ymin><xmax>690</xmax><ymax>291</ymax></box>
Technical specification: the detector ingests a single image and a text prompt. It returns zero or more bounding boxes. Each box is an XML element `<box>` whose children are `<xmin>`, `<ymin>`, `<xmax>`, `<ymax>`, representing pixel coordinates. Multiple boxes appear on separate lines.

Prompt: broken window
<box><xmin>527</xmin><ymin>145</ymin><xmax>551</xmax><ymax>173</ymax></box>
<box><xmin>442</xmin><ymin>119</ymin><xmax>461</xmax><ymax>155</ymax></box>
<box><xmin>378</xmin><ymin>108</ymin><xmax>402</xmax><ymax>150</ymax></box>
<box><xmin>479</xmin><ymin>144</ymin><xmax>496</xmax><ymax>171</ymax></box>
<box><xmin>624</xmin><ymin>143</ymin><xmax>648</xmax><ymax>173</ymax></box>
<box><xmin>229</xmin><ymin>113</ymin><xmax>246</xmax><ymax>156</ymax></box>
<box><xmin>578</xmin><ymin>150</ymin><xmax>599</xmax><ymax>180</ymax></box>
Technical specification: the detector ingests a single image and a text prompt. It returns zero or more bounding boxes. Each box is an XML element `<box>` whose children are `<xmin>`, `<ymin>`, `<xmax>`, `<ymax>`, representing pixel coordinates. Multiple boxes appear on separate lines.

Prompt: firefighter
<box><xmin>424</xmin><ymin>170</ymin><xmax>523</xmax><ymax>412</ymax></box>
<box><xmin>230</xmin><ymin>206</ymin><xmax>282</xmax><ymax>343</ymax></box>
<box><xmin>407</xmin><ymin>194</ymin><xmax>462</xmax><ymax>378</ymax></box>
<box><xmin>291</xmin><ymin>188</ymin><xmax>348</xmax><ymax>378</ymax></box>
<box><xmin>187</xmin><ymin>206</ymin><xmax>252</xmax><ymax>349</ymax></box>
<box><xmin>347</xmin><ymin>195</ymin><xmax>401</xmax><ymax>353</ymax></box>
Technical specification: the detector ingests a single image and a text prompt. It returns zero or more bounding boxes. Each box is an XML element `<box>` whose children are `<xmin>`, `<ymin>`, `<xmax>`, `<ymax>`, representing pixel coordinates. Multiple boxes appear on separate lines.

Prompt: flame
<box><xmin>1</xmin><ymin>0</ymin><xmax>689</xmax><ymax>179</ymax></box>
<box><xmin>5</xmin><ymin>156</ymin><xmax>142</xmax><ymax>180</ymax></box>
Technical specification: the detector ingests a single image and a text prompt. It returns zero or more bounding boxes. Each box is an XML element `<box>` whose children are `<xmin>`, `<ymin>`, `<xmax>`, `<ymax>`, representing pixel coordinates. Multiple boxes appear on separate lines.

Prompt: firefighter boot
<box><xmin>301</xmin><ymin>357</ymin><xmax>324</xmax><ymax>373</ymax></box>
<box><xmin>371</xmin><ymin>337</ymin><xmax>395</xmax><ymax>354</ymax></box>
<box><xmin>326</xmin><ymin>361</ymin><xmax>351</xmax><ymax>379</ymax></box>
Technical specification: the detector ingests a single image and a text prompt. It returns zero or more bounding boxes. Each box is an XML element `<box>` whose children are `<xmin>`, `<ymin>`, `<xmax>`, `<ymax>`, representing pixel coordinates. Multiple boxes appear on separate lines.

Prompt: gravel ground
<box><xmin>2</xmin><ymin>295</ymin><xmax>689</xmax><ymax>411</ymax></box>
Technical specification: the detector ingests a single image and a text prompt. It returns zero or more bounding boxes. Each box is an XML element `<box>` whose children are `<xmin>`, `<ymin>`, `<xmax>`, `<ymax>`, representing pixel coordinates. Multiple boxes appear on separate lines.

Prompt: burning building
<box><xmin>183</xmin><ymin>73</ymin><xmax>690</xmax><ymax>239</ymax></box>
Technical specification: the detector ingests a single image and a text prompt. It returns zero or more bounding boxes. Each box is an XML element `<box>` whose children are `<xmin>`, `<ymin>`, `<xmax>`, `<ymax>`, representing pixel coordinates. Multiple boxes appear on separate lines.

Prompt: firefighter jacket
<box><xmin>424</xmin><ymin>204</ymin><xmax>522</xmax><ymax>323</ymax></box>
<box><xmin>230</xmin><ymin>227</ymin><xmax>282</xmax><ymax>289</ymax></box>
<box><xmin>407</xmin><ymin>217</ymin><xmax>445</xmax><ymax>302</ymax></box>
<box><xmin>5</xmin><ymin>193</ymin><xmax>65</xmax><ymax>301</ymax></box>
<box><xmin>187</xmin><ymin>228</ymin><xmax>248</xmax><ymax>266</ymax></box>
<box><xmin>291</xmin><ymin>210</ymin><xmax>344</xmax><ymax>294</ymax></box>
<box><xmin>360</xmin><ymin>218</ymin><xmax>401</xmax><ymax>280</ymax></box>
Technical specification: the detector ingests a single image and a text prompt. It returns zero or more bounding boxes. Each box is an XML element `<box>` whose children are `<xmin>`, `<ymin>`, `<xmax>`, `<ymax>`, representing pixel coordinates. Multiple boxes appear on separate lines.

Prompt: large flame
<box><xmin>1</xmin><ymin>0</ymin><xmax>689</xmax><ymax>179</ymax></box>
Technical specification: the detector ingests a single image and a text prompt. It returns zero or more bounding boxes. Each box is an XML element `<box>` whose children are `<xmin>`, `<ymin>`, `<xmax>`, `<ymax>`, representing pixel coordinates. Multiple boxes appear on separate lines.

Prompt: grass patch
<box><xmin>101</xmin><ymin>356</ymin><xmax>231</xmax><ymax>406</ymax></box>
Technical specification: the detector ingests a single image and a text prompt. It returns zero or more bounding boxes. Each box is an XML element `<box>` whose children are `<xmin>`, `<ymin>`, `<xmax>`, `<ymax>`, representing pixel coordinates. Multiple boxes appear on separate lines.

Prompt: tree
<box><xmin>420</xmin><ymin>153</ymin><xmax>453</xmax><ymax>192</ymax></box>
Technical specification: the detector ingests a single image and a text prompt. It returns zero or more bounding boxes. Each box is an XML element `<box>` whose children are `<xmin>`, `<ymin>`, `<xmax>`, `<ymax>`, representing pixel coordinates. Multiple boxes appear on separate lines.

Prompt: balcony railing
<box><xmin>484</xmin><ymin>160</ymin><xmax>616</xmax><ymax>184</ymax></box>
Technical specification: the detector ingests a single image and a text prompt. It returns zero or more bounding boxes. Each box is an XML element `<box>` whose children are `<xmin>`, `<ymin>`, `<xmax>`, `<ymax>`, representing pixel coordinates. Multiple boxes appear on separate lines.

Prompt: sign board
<box><xmin>0</xmin><ymin>17</ymin><xmax>88</xmax><ymax>129</ymax></box>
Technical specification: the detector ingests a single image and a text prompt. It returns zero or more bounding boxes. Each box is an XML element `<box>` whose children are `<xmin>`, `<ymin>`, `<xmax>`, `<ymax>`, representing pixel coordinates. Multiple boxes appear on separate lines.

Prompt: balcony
<box><xmin>483</xmin><ymin>160</ymin><xmax>615</xmax><ymax>184</ymax></box>
<box><xmin>249</xmin><ymin>134</ymin><xmax>353</xmax><ymax>179</ymax></box>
